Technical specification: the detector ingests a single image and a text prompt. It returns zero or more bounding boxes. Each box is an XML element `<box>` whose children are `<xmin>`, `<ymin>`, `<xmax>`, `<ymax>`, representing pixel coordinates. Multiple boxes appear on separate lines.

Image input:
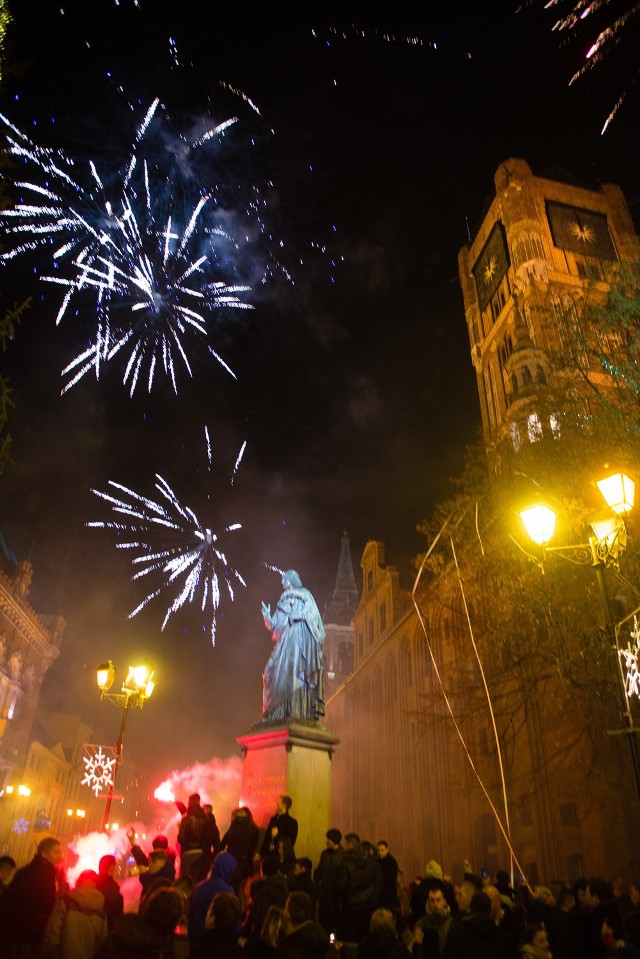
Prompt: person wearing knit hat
<box><xmin>410</xmin><ymin>860</ymin><xmax>457</xmax><ymax>926</ymax></box>
<box><xmin>314</xmin><ymin>829</ymin><xmax>344</xmax><ymax>936</ymax></box>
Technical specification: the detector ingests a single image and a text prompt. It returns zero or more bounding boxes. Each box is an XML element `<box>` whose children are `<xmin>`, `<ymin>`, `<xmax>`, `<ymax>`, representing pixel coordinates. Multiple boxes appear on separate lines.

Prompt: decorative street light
<box><xmin>518</xmin><ymin>469</ymin><xmax>640</xmax><ymax>800</ymax></box>
<box><xmin>96</xmin><ymin>661</ymin><xmax>155</xmax><ymax>831</ymax></box>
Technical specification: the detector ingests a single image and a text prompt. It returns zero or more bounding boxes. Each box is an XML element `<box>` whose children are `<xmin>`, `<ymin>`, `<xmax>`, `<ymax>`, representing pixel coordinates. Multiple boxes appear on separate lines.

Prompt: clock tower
<box><xmin>458</xmin><ymin>158</ymin><xmax>638</xmax><ymax>452</ymax></box>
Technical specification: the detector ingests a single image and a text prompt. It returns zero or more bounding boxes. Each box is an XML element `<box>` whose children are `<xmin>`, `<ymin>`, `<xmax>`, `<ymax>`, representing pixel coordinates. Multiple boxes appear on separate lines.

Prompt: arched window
<box><xmin>536</xmin><ymin>364</ymin><xmax>547</xmax><ymax>384</ymax></box>
<box><xmin>484</xmin><ymin>368</ymin><xmax>496</xmax><ymax>431</ymax></box>
<box><xmin>527</xmin><ymin>412</ymin><xmax>543</xmax><ymax>443</ymax></box>
<box><xmin>401</xmin><ymin>639</ymin><xmax>412</xmax><ymax>689</ymax></box>
<box><xmin>552</xmin><ymin>292</ymin><xmax>589</xmax><ymax>369</ymax></box>
<box><xmin>386</xmin><ymin>654</ymin><xmax>397</xmax><ymax>707</ymax></box>
<box><xmin>510</xmin><ymin>422</ymin><xmax>521</xmax><ymax>452</ymax></box>
<box><xmin>512</xmin><ymin>231</ymin><xmax>545</xmax><ymax>269</ymax></box>
<box><xmin>511</xmin><ymin>373</ymin><xmax>519</xmax><ymax>394</ymax></box>
<box><xmin>522</xmin><ymin>366</ymin><xmax>532</xmax><ymax>386</ymax></box>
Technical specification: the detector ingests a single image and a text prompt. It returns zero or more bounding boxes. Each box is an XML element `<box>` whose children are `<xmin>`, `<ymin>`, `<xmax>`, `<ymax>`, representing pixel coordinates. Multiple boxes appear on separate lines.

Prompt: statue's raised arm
<box><xmin>260</xmin><ymin>569</ymin><xmax>326</xmax><ymax>722</ymax></box>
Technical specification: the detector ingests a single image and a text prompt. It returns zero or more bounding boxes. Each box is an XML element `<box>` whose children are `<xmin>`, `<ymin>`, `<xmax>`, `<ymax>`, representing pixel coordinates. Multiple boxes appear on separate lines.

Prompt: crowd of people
<box><xmin>1</xmin><ymin>793</ymin><xmax>639</xmax><ymax>959</ymax></box>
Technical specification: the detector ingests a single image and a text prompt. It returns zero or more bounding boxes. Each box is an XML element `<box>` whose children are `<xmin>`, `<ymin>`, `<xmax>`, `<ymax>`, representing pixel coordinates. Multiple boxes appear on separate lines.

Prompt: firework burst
<box><xmin>88</xmin><ymin>430</ymin><xmax>247</xmax><ymax>644</ymax></box>
<box><xmin>540</xmin><ymin>0</ymin><xmax>640</xmax><ymax>131</ymax></box>
<box><xmin>0</xmin><ymin>94</ymin><xmax>278</xmax><ymax>394</ymax></box>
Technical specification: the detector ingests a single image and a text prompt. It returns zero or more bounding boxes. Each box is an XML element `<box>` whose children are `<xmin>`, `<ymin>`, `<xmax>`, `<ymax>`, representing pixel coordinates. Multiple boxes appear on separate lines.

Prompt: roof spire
<box><xmin>323</xmin><ymin>530</ymin><xmax>359</xmax><ymax>625</ymax></box>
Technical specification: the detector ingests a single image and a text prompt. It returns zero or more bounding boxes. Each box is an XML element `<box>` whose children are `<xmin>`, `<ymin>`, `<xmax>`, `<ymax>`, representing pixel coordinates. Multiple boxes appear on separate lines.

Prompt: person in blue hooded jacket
<box><xmin>188</xmin><ymin>851</ymin><xmax>238</xmax><ymax>950</ymax></box>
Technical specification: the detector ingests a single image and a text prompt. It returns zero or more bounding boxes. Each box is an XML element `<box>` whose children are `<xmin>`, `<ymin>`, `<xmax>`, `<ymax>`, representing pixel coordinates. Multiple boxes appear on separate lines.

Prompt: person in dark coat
<box><xmin>178</xmin><ymin>793</ymin><xmax>208</xmax><ymax>882</ymax></box>
<box><xmin>0</xmin><ymin>835</ymin><xmax>63</xmax><ymax>958</ymax></box>
<box><xmin>275</xmin><ymin>891</ymin><xmax>330</xmax><ymax>959</ymax></box>
<box><xmin>376</xmin><ymin>843</ymin><xmax>400</xmax><ymax>914</ymax></box>
<box><xmin>244</xmin><ymin>905</ymin><xmax>285</xmax><ymax>959</ymax></box>
<box><xmin>191</xmin><ymin>892</ymin><xmax>245</xmax><ymax>959</ymax></box>
<box><xmin>314</xmin><ymin>828</ymin><xmax>345</xmax><ymax>936</ymax></box>
<box><xmin>261</xmin><ymin>796</ymin><xmax>299</xmax><ymax>856</ymax></box>
<box><xmin>95</xmin><ymin>886</ymin><xmax>183</xmax><ymax>959</ymax></box>
<box><xmin>200</xmin><ymin>804</ymin><xmax>222</xmax><ymax>880</ymax></box>
<box><xmin>410</xmin><ymin>861</ymin><xmax>456</xmax><ymax>926</ymax></box>
<box><xmin>582</xmin><ymin>877</ymin><xmax>623</xmax><ymax>959</ymax></box>
<box><xmin>188</xmin><ymin>850</ymin><xmax>237</xmax><ymax>950</ymax></box>
<box><xmin>138</xmin><ymin>850</ymin><xmax>174</xmax><ymax>904</ymax></box>
<box><xmin>95</xmin><ymin>856</ymin><xmax>124</xmax><ymax>931</ymax></box>
<box><xmin>337</xmin><ymin>834</ymin><xmax>383</xmax><ymax>944</ymax></box>
<box><xmin>357</xmin><ymin>907</ymin><xmax>423</xmax><ymax>958</ymax></box>
<box><xmin>293</xmin><ymin>858</ymin><xmax>318</xmax><ymax>917</ymax></box>
<box><xmin>243</xmin><ymin>855</ymin><xmax>290</xmax><ymax>941</ymax></box>
<box><xmin>447</xmin><ymin>890</ymin><xmax>509</xmax><ymax>959</ymax></box>
<box><xmin>220</xmin><ymin>807</ymin><xmax>260</xmax><ymax>892</ymax></box>
<box><xmin>0</xmin><ymin>855</ymin><xmax>16</xmax><ymax>904</ymax></box>
<box><xmin>127</xmin><ymin>830</ymin><xmax>177</xmax><ymax>881</ymax></box>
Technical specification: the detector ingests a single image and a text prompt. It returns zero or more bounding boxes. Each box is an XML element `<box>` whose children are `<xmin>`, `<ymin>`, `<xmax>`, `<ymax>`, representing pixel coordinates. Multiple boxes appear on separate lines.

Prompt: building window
<box><xmin>560</xmin><ymin>801</ymin><xmax>578</xmax><ymax>827</ymax></box>
<box><xmin>402</xmin><ymin>642</ymin><xmax>412</xmax><ymax>689</ymax></box>
<box><xmin>510</xmin><ymin>422</ymin><xmax>521</xmax><ymax>451</ymax></box>
<box><xmin>379</xmin><ymin>604</ymin><xmax>386</xmax><ymax>633</ymax></box>
<box><xmin>522</xmin><ymin>366</ymin><xmax>532</xmax><ymax>386</ymax></box>
<box><xmin>338</xmin><ymin>642</ymin><xmax>353</xmax><ymax>676</ymax></box>
<box><xmin>552</xmin><ymin>292</ymin><xmax>589</xmax><ymax>369</ymax></box>
<box><xmin>387</xmin><ymin>656</ymin><xmax>397</xmax><ymax>705</ymax></box>
<box><xmin>512</xmin><ymin>231</ymin><xmax>545</xmax><ymax>269</ymax></box>
<box><xmin>527</xmin><ymin>412</ymin><xmax>543</xmax><ymax>443</ymax></box>
<box><xmin>575</xmin><ymin>255</ymin><xmax>605</xmax><ymax>282</ymax></box>
<box><xmin>550</xmin><ymin>413</ymin><xmax>561</xmax><ymax>438</ymax></box>
<box><xmin>536</xmin><ymin>365</ymin><xmax>547</xmax><ymax>384</ymax></box>
<box><xmin>368</xmin><ymin>620</ymin><xmax>374</xmax><ymax>647</ymax></box>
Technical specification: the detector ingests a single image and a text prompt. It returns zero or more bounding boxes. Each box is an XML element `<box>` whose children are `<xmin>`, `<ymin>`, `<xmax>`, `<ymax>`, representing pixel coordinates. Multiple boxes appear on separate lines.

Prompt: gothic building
<box><xmin>459</xmin><ymin>157</ymin><xmax>637</xmax><ymax>451</ymax></box>
<box><xmin>0</xmin><ymin>539</ymin><xmax>71</xmax><ymax>856</ymax></box>
<box><xmin>322</xmin><ymin>531</ymin><xmax>358</xmax><ymax>699</ymax></box>
<box><xmin>325</xmin><ymin>159</ymin><xmax>640</xmax><ymax>883</ymax></box>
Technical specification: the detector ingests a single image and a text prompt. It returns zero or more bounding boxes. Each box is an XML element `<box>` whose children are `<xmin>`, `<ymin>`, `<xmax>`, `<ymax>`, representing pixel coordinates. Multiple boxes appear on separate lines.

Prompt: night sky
<box><xmin>1</xmin><ymin>0</ymin><xmax>638</xmax><ymax>783</ymax></box>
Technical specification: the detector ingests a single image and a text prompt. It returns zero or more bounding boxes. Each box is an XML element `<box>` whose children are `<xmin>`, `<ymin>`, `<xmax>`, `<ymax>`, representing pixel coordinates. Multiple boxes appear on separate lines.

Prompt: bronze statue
<box><xmin>261</xmin><ymin>570</ymin><xmax>325</xmax><ymax>721</ymax></box>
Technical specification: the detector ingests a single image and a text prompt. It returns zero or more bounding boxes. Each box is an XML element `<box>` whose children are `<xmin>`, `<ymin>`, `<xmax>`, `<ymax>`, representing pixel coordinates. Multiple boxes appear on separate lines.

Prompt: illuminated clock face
<box><xmin>473</xmin><ymin>223</ymin><xmax>509</xmax><ymax>311</ymax></box>
<box><xmin>546</xmin><ymin>201</ymin><xmax>617</xmax><ymax>260</ymax></box>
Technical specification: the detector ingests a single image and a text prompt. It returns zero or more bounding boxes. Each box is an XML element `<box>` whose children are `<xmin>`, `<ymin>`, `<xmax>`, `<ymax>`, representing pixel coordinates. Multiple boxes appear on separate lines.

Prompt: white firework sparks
<box><xmin>0</xmin><ymin>100</ymin><xmax>258</xmax><ymax>395</ymax></box>
<box><xmin>88</xmin><ymin>432</ymin><xmax>247</xmax><ymax>645</ymax></box>
<box><xmin>540</xmin><ymin>0</ymin><xmax>640</xmax><ymax>132</ymax></box>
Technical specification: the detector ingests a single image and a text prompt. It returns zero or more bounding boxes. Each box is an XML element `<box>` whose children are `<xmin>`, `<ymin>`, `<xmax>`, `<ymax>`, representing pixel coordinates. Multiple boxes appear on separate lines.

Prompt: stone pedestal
<box><xmin>237</xmin><ymin>720</ymin><xmax>339</xmax><ymax>863</ymax></box>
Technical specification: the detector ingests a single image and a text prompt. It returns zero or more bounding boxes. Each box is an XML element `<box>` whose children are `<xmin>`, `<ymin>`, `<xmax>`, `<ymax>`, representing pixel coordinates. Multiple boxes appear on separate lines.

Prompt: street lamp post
<box><xmin>519</xmin><ymin>470</ymin><xmax>640</xmax><ymax>801</ymax></box>
<box><xmin>96</xmin><ymin>661</ymin><xmax>155</xmax><ymax>831</ymax></box>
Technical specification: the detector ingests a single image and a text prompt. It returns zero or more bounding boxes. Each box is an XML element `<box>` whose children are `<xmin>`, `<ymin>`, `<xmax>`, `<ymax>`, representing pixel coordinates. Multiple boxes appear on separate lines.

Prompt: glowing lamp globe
<box><xmin>596</xmin><ymin>471</ymin><xmax>635</xmax><ymax>515</ymax></box>
<box><xmin>97</xmin><ymin>662</ymin><xmax>116</xmax><ymax>692</ymax></box>
<box><xmin>520</xmin><ymin>504</ymin><xmax>557</xmax><ymax>546</ymax></box>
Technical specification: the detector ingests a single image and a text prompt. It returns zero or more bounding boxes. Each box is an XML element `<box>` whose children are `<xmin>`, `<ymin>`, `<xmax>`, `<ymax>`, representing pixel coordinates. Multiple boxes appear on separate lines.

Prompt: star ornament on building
<box><xmin>82</xmin><ymin>745</ymin><xmax>116</xmax><ymax>797</ymax></box>
<box><xmin>619</xmin><ymin>616</ymin><xmax>640</xmax><ymax>701</ymax></box>
<box><xmin>568</xmin><ymin>220</ymin><xmax>596</xmax><ymax>244</ymax></box>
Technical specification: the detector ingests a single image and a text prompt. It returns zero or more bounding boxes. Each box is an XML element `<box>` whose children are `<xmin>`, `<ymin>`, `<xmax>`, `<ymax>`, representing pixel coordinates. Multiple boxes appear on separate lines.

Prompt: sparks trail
<box><xmin>88</xmin><ymin>430</ymin><xmax>247</xmax><ymax>645</ymax></box>
<box><xmin>531</xmin><ymin>0</ymin><xmax>640</xmax><ymax>132</ymax></box>
<box><xmin>311</xmin><ymin>23</ymin><xmax>472</xmax><ymax>59</ymax></box>
<box><xmin>0</xmin><ymin>95</ymin><xmax>288</xmax><ymax>394</ymax></box>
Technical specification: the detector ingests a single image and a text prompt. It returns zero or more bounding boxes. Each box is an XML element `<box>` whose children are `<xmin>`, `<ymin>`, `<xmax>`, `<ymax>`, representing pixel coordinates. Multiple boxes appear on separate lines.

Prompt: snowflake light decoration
<box><xmin>619</xmin><ymin>616</ymin><xmax>640</xmax><ymax>700</ymax></box>
<box><xmin>12</xmin><ymin>817</ymin><xmax>29</xmax><ymax>834</ymax></box>
<box><xmin>82</xmin><ymin>745</ymin><xmax>116</xmax><ymax>797</ymax></box>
